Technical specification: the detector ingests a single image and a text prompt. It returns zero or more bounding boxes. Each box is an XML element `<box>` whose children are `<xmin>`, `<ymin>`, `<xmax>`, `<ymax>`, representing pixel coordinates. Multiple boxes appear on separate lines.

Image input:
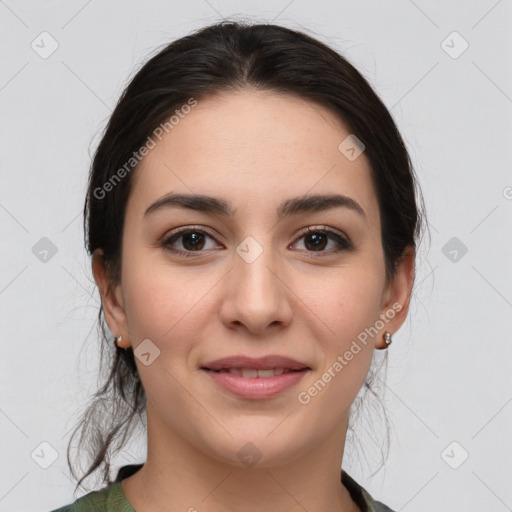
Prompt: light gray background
<box><xmin>1</xmin><ymin>1</ymin><xmax>511</xmax><ymax>511</ymax></box>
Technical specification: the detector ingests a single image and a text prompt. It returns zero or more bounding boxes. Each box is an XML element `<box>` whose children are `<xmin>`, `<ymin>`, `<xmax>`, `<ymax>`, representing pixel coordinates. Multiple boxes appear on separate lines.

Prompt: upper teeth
<box><xmin>220</xmin><ymin>368</ymin><xmax>288</xmax><ymax>378</ymax></box>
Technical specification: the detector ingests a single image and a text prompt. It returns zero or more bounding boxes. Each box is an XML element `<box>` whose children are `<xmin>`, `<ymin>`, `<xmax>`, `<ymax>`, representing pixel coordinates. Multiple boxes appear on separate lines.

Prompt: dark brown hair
<box><xmin>67</xmin><ymin>19</ymin><xmax>428</xmax><ymax>494</ymax></box>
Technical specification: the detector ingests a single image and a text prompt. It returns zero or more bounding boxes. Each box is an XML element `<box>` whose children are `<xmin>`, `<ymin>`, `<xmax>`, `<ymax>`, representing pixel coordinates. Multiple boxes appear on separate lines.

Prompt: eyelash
<box><xmin>161</xmin><ymin>225</ymin><xmax>353</xmax><ymax>258</ymax></box>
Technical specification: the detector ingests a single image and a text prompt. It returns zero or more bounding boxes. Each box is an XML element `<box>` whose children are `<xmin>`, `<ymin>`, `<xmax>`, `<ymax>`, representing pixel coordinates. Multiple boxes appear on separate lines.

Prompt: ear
<box><xmin>91</xmin><ymin>249</ymin><xmax>131</xmax><ymax>348</ymax></box>
<box><xmin>376</xmin><ymin>245</ymin><xmax>415</xmax><ymax>349</ymax></box>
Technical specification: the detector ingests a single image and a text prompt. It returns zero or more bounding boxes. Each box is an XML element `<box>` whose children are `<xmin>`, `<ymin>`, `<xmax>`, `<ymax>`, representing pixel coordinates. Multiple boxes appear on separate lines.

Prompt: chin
<box><xmin>197</xmin><ymin>426</ymin><xmax>314</xmax><ymax>470</ymax></box>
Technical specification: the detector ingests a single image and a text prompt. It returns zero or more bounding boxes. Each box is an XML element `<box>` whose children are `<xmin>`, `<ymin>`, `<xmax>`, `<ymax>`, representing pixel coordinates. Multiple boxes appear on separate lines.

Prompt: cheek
<box><xmin>298</xmin><ymin>273</ymin><xmax>381</xmax><ymax>420</ymax></box>
<box><xmin>321</xmin><ymin>266</ymin><xmax>385</xmax><ymax>344</ymax></box>
<box><xmin>123</xmin><ymin>272</ymin><xmax>177</xmax><ymax>340</ymax></box>
<box><xmin>122</xmin><ymin>250</ymin><xmax>191</xmax><ymax>331</ymax></box>
<box><xmin>294</xmin><ymin>266</ymin><xmax>383</xmax><ymax>407</ymax></box>
<box><xmin>121</xmin><ymin>258</ymin><xmax>219</xmax><ymax>372</ymax></box>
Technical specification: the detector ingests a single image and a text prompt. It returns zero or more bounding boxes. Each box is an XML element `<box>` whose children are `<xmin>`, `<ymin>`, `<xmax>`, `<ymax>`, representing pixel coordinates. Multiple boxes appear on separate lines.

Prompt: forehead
<box><xmin>128</xmin><ymin>88</ymin><xmax>379</xmax><ymax>226</ymax></box>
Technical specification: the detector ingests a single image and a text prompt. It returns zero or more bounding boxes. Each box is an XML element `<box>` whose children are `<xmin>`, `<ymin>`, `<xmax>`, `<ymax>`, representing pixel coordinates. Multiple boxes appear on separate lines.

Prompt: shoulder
<box><xmin>361</xmin><ymin>488</ymin><xmax>396</xmax><ymax>512</ymax></box>
<box><xmin>50</xmin><ymin>494</ymin><xmax>96</xmax><ymax>512</ymax></box>
<box><xmin>49</xmin><ymin>482</ymin><xmax>131</xmax><ymax>512</ymax></box>
<box><xmin>342</xmin><ymin>470</ymin><xmax>396</xmax><ymax>512</ymax></box>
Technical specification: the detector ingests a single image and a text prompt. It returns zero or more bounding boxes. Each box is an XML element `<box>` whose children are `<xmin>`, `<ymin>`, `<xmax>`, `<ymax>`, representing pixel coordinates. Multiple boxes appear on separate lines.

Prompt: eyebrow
<box><xmin>143</xmin><ymin>192</ymin><xmax>367</xmax><ymax>221</ymax></box>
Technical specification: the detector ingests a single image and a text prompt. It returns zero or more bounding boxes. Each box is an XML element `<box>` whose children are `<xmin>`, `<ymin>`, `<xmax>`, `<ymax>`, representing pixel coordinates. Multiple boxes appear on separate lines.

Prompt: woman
<box><xmin>52</xmin><ymin>20</ymin><xmax>426</xmax><ymax>512</ymax></box>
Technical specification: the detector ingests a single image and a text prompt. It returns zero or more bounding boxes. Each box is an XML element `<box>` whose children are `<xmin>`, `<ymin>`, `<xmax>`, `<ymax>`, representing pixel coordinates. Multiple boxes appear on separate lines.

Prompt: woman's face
<box><xmin>96</xmin><ymin>88</ymin><xmax>413</xmax><ymax>468</ymax></box>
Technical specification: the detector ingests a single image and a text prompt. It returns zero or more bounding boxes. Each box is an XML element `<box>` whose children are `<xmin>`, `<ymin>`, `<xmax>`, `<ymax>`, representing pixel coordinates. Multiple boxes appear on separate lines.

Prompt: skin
<box><xmin>92</xmin><ymin>88</ymin><xmax>415</xmax><ymax>511</ymax></box>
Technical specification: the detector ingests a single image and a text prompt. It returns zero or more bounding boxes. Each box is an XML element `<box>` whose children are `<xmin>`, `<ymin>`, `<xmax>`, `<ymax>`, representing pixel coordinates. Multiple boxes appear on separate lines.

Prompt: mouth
<box><xmin>201</xmin><ymin>355</ymin><xmax>310</xmax><ymax>399</ymax></box>
<box><xmin>205</xmin><ymin>367</ymin><xmax>304</xmax><ymax>378</ymax></box>
<box><xmin>202</xmin><ymin>354</ymin><xmax>310</xmax><ymax>372</ymax></box>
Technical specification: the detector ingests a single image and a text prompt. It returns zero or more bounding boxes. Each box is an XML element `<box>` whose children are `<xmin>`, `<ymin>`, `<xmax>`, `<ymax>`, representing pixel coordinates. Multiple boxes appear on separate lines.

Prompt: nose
<box><xmin>219</xmin><ymin>238</ymin><xmax>293</xmax><ymax>335</ymax></box>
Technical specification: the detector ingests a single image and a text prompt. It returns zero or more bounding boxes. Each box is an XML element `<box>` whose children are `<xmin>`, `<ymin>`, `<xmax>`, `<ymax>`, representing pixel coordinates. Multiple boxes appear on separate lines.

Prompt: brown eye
<box><xmin>162</xmin><ymin>228</ymin><xmax>220</xmax><ymax>257</ymax></box>
<box><xmin>162</xmin><ymin>225</ymin><xmax>353</xmax><ymax>258</ymax></box>
<box><xmin>303</xmin><ymin>232</ymin><xmax>328</xmax><ymax>251</ymax></box>
<box><xmin>178</xmin><ymin>231</ymin><xmax>207</xmax><ymax>251</ymax></box>
<box><xmin>292</xmin><ymin>227</ymin><xmax>353</xmax><ymax>254</ymax></box>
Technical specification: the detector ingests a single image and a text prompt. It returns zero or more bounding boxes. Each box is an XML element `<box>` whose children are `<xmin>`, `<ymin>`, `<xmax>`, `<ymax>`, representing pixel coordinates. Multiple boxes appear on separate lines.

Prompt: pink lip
<box><xmin>203</xmin><ymin>368</ymin><xmax>309</xmax><ymax>400</ymax></box>
<box><xmin>201</xmin><ymin>355</ymin><xmax>310</xmax><ymax>400</ymax></box>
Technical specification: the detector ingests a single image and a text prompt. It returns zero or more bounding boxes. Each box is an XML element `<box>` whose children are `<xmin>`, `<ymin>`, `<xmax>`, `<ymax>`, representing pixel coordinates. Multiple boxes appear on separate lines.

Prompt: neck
<box><xmin>121</xmin><ymin>403</ymin><xmax>359</xmax><ymax>512</ymax></box>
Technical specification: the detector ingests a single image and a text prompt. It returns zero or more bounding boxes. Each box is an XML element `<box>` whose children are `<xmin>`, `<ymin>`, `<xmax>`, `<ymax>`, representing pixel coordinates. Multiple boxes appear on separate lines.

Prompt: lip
<box><xmin>202</xmin><ymin>355</ymin><xmax>309</xmax><ymax>371</ymax></box>
<box><xmin>201</xmin><ymin>355</ymin><xmax>310</xmax><ymax>400</ymax></box>
<box><xmin>203</xmin><ymin>368</ymin><xmax>309</xmax><ymax>400</ymax></box>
